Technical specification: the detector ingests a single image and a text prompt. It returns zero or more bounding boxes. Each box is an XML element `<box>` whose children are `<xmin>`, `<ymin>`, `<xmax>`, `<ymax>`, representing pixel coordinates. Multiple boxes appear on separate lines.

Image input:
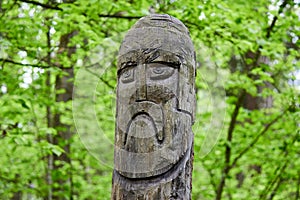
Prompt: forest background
<box><xmin>0</xmin><ymin>0</ymin><xmax>299</xmax><ymax>199</ymax></box>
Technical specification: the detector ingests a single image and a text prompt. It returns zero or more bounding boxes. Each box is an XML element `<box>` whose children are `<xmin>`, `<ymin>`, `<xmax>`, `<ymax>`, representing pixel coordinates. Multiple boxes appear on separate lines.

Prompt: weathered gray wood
<box><xmin>112</xmin><ymin>14</ymin><xmax>196</xmax><ymax>199</ymax></box>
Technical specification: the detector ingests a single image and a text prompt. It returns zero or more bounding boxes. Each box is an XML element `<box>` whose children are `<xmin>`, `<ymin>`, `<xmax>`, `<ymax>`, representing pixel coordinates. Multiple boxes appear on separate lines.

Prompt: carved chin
<box><xmin>124</xmin><ymin>113</ymin><xmax>162</xmax><ymax>153</ymax></box>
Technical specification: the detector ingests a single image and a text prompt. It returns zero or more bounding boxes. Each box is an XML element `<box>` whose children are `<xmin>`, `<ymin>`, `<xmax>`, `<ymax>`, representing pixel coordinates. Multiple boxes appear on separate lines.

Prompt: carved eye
<box><xmin>149</xmin><ymin>63</ymin><xmax>175</xmax><ymax>80</ymax></box>
<box><xmin>120</xmin><ymin>68</ymin><xmax>135</xmax><ymax>83</ymax></box>
<box><xmin>153</xmin><ymin>67</ymin><xmax>165</xmax><ymax>74</ymax></box>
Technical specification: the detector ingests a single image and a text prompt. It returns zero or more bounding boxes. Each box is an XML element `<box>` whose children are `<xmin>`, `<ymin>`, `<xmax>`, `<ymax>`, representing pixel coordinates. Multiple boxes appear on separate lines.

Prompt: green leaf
<box><xmin>18</xmin><ymin>98</ymin><xmax>30</xmax><ymax>109</ymax></box>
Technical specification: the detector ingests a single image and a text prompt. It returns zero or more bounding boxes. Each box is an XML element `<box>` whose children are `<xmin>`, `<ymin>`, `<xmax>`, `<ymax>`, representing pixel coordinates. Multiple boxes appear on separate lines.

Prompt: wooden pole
<box><xmin>112</xmin><ymin>14</ymin><xmax>196</xmax><ymax>199</ymax></box>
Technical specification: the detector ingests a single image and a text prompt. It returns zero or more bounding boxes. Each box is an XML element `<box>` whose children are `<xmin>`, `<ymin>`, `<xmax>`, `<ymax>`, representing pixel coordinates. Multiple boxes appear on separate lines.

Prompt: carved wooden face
<box><xmin>114</xmin><ymin>54</ymin><xmax>193</xmax><ymax>178</ymax></box>
<box><xmin>117</xmin><ymin>60</ymin><xmax>179</xmax><ymax>149</ymax></box>
<box><xmin>114</xmin><ymin>14</ymin><xmax>195</xmax><ymax>179</ymax></box>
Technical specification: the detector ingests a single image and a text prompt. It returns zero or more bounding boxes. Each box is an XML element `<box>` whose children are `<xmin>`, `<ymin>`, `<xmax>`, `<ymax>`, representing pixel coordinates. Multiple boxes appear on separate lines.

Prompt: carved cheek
<box><xmin>116</xmin><ymin>83</ymin><xmax>131</xmax><ymax>148</ymax></box>
<box><xmin>117</xmin><ymin>71</ymin><xmax>136</xmax><ymax>106</ymax></box>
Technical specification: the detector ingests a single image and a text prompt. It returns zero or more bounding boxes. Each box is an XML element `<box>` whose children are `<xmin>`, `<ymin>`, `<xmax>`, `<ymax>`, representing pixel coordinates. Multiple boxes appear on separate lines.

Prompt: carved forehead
<box><xmin>118</xmin><ymin>49</ymin><xmax>181</xmax><ymax>71</ymax></box>
<box><xmin>118</xmin><ymin>14</ymin><xmax>195</xmax><ymax>71</ymax></box>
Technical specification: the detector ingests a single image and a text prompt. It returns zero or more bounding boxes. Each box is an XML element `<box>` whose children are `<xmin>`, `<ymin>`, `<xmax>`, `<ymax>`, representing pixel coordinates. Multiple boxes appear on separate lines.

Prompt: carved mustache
<box><xmin>129</xmin><ymin>85</ymin><xmax>176</xmax><ymax>104</ymax></box>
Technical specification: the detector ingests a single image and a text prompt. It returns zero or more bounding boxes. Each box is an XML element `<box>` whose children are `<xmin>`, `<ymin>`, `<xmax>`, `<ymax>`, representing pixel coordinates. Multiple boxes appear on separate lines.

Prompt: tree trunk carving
<box><xmin>112</xmin><ymin>14</ymin><xmax>196</xmax><ymax>199</ymax></box>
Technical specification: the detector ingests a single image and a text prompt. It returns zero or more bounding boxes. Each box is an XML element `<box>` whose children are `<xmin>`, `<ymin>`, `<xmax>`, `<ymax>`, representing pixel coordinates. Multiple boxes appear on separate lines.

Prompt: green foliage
<box><xmin>0</xmin><ymin>0</ymin><xmax>299</xmax><ymax>199</ymax></box>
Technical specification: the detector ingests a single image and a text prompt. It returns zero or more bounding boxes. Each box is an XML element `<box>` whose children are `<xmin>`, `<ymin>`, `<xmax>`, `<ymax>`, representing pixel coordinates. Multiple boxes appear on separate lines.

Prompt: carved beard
<box><xmin>114</xmin><ymin>100</ymin><xmax>193</xmax><ymax>178</ymax></box>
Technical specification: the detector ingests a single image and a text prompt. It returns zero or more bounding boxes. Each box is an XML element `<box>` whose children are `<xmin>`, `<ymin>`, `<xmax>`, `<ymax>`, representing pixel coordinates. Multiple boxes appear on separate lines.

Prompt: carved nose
<box><xmin>136</xmin><ymin>64</ymin><xmax>147</xmax><ymax>101</ymax></box>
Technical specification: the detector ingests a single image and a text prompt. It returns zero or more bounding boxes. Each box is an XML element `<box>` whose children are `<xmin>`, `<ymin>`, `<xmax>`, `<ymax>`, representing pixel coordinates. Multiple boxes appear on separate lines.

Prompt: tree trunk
<box><xmin>51</xmin><ymin>30</ymin><xmax>77</xmax><ymax>200</ymax></box>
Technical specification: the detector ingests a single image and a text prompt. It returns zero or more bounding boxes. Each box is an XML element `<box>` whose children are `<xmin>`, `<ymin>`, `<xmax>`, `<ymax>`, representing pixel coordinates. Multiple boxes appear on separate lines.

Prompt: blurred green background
<box><xmin>0</xmin><ymin>0</ymin><xmax>299</xmax><ymax>199</ymax></box>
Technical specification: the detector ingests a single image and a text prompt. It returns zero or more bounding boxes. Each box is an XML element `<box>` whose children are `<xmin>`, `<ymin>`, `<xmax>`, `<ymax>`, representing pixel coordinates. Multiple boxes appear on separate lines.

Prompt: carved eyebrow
<box><xmin>148</xmin><ymin>54</ymin><xmax>181</xmax><ymax>65</ymax></box>
<box><xmin>118</xmin><ymin>62</ymin><xmax>137</xmax><ymax>76</ymax></box>
<box><xmin>148</xmin><ymin>61</ymin><xmax>180</xmax><ymax>68</ymax></box>
<box><xmin>121</xmin><ymin>61</ymin><xmax>137</xmax><ymax>68</ymax></box>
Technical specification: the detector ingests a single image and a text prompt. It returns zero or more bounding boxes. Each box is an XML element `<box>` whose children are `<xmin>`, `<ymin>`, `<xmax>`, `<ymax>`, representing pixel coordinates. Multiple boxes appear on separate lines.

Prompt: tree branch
<box><xmin>259</xmin><ymin>131</ymin><xmax>299</xmax><ymax>199</ymax></box>
<box><xmin>0</xmin><ymin>58</ymin><xmax>51</xmax><ymax>68</ymax></box>
<box><xmin>254</xmin><ymin>0</ymin><xmax>290</xmax><ymax>66</ymax></box>
<box><xmin>17</xmin><ymin>0</ymin><xmax>62</xmax><ymax>10</ymax></box>
<box><xmin>215</xmin><ymin>99</ymin><xmax>288</xmax><ymax>200</ymax></box>
<box><xmin>215</xmin><ymin>90</ymin><xmax>246</xmax><ymax>200</ymax></box>
<box><xmin>18</xmin><ymin>0</ymin><xmax>142</xmax><ymax>19</ymax></box>
<box><xmin>230</xmin><ymin>109</ymin><xmax>288</xmax><ymax>169</ymax></box>
<box><xmin>268</xmin><ymin>173</ymin><xmax>285</xmax><ymax>200</ymax></box>
<box><xmin>98</xmin><ymin>14</ymin><xmax>142</xmax><ymax>19</ymax></box>
<box><xmin>266</xmin><ymin>0</ymin><xmax>290</xmax><ymax>38</ymax></box>
<box><xmin>261</xmin><ymin>158</ymin><xmax>286</xmax><ymax>198</ymax></box>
